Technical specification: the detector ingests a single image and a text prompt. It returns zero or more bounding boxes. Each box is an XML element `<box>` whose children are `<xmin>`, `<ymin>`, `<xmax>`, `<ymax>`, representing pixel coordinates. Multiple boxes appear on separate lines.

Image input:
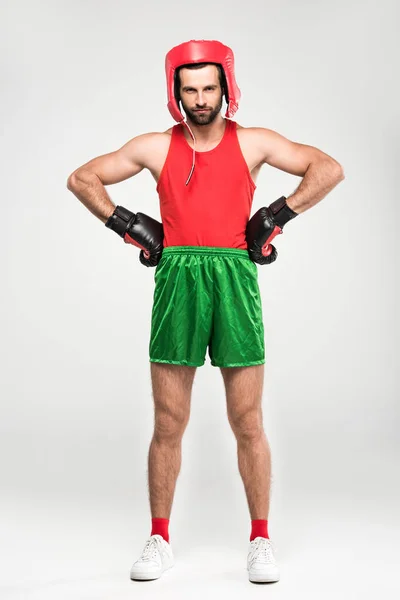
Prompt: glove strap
<box><xmin>105</xmin><ymin>205</ymin><xmax>136</xmax><ymax>237</ymax></box>
<box><xmin>269</xmin><ymin>196</ymin><xmax>298</xmax><ymax>228</ymax></box>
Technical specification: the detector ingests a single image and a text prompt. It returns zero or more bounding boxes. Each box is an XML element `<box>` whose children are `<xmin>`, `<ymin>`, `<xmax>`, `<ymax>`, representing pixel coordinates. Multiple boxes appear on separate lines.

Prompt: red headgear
<box><xmin>165</xmin><ymin>39</ymin><xmax>241</xmax><ymax>122</ymax></box>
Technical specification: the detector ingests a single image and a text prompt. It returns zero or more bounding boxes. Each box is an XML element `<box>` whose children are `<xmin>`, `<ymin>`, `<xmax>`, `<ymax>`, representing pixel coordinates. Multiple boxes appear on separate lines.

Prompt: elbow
<box><xmin>332</xmin><ymin>160</ymin><xmax>345</xmax><ymax>181</ymax></box>
<box><xmin>66</xmin><ymin>171</ymin><xmax>79</xmax><ymax>191</ymax></box>
<box><xmin>66</xmin><ymin>169</ymin><xmax>92</xmax><ymax>191</ymax></box>
<box><xmin>337</xmin><ymin>165</ymin><xmax>345</xmax><ymax>181</ymax></box>
<box><xmin>66</xmin><ymin>176</ymin><xmax>74</xmax><ymax>191</ymax></box>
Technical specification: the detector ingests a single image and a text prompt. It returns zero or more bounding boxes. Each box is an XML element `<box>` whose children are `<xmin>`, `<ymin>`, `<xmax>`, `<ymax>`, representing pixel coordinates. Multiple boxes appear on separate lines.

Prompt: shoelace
<box><xmin>248</xmin><ymin>538</ymin><xmax>276</xmax><ymax>565</ymax></box>
<box><xmin>140</xmin><ymin>537</ymin><xmax>162</xmax><ymax>562</ymax></box>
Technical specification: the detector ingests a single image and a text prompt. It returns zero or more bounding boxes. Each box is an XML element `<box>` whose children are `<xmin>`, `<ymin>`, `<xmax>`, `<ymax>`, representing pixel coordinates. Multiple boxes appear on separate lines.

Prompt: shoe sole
<box><xmin>130</xmin><ymin>562</ymin><xmax>174</xmax><ymax>581</ymax></box>
<box><xmin>248</xmin><ymin>572</ymin><xmax>280</xmax><ymax>583</ymax></box>
<box><xmin>130</xmin><ymin>573</ymin><xmax>161</xmax><ymax>580</ymax></box>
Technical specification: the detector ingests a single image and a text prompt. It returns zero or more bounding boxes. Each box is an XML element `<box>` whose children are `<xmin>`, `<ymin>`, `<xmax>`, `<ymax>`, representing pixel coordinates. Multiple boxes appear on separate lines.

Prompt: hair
<box><xmin>174</xmin><ymin>62</ymin><xmax>228</xmax><ymax>105</ymax></box>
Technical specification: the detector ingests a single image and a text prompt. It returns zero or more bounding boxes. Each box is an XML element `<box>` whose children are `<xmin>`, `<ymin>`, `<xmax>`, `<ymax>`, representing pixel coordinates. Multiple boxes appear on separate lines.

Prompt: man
<box><xmin>67</xmin><ymin>39</ymin><xmax>344</xmax><ymax>584</ymax></box>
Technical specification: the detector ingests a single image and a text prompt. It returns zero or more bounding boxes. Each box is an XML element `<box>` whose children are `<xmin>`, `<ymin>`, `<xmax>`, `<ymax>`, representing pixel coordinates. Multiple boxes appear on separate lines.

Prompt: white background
<box><xmin>1</xmin><ymin>0</ymin><xmax>398</xmax><ymax>598</ymax></box>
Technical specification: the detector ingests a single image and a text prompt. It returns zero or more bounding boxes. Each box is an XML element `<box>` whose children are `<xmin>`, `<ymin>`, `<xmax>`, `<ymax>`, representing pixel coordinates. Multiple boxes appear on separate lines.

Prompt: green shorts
<box><xmin>149</xmin><ymin>246</ymin><xmax>265</xmax><ymax>368</ymax></box>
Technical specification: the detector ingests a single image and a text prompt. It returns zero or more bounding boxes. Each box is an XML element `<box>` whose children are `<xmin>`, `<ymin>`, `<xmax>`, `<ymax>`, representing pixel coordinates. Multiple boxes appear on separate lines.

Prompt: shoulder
<box><xmin>235</xmin><ymin>123</ymin><xmax>277</xmax><ymax>140</ymax></box>
<box><xmin>234</xmin><ymin>123</ymin><xmax>286</xmax><ymax>153</ymax></box>
<box><xmin>128</xmin><ymin>128</ymin><xmax>174</xmax><ymax>148</ymax></box>
<box><xmin>119</xmin><ymin>128</ymin><xmax>175</xmax><ymax>167</ymax></box>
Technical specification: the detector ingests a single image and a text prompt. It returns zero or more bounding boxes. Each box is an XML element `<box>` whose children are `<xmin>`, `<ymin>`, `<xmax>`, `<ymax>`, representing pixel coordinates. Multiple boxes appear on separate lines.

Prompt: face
<box><xmin>178</xmin><ymin>64</ymin><xmax>224</xmax><ymax>126</ymax></box>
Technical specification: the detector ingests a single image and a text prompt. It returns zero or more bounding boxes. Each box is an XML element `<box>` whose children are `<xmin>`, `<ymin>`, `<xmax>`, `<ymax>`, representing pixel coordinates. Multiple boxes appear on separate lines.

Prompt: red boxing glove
<box><xmin>105</xmin><ymin>206</ymin><xmax>164</xmax><ymax>267</ymax></box>
<box><xmin>246</xmin><ymin>196</ymin><xmax>298</xmax><ymax>265</ymax></box>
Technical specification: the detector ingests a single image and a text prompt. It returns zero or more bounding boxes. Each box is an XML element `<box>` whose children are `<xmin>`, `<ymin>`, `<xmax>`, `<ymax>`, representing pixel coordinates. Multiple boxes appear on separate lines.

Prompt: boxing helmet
<box><xmin>165</xmin><ymin>39</ymin><xmax>241</xmax><ymax>122</ymax></box>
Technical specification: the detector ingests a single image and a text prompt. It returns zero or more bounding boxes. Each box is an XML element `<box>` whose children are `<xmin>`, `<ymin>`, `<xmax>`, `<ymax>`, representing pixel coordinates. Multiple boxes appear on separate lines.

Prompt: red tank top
<box><xmin>156</xmin><ymin>118</ymin><xmax>257</xmax><ymax>249</ymax></box>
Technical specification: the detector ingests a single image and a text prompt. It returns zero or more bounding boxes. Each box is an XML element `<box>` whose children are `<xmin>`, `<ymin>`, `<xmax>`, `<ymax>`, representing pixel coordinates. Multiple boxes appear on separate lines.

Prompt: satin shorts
<box><xmin>149</xmin><ymin>246</ymin><xmax>265</xmax><ymax>367</ymax></box>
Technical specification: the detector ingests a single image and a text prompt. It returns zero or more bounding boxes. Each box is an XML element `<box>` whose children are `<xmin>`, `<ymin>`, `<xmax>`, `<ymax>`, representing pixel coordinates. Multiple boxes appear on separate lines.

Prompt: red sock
<box><xmin>151</xmin><ymin>518</ymin><xmax>170</xmax><ymax>543</ymax></box>
<box><xmin>250</xmin><ymin>519</ymin><xmax>269</xmax><ymax>542</ymax></box>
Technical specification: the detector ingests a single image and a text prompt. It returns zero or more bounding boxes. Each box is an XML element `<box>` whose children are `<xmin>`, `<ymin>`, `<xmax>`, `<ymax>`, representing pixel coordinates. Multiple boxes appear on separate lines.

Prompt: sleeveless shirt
<box><xmin>156</xmin><ymin>118</ymin><xmax>257</xmax><ymax>249</ymax></box>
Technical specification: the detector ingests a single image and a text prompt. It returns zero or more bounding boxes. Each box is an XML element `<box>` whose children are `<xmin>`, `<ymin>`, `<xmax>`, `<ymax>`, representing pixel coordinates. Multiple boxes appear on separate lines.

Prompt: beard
<box><xmin>180</xmin><ymin>93</ymin><xmax>224</xmax><ymax>126</ymax></box>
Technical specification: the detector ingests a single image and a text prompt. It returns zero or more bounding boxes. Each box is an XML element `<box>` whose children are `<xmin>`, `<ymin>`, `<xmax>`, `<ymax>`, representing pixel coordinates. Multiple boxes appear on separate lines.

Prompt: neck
<box><xmin>183</xmin><ymin>115</ymin><xmax>227</xmax><ymax>144</ymax></box>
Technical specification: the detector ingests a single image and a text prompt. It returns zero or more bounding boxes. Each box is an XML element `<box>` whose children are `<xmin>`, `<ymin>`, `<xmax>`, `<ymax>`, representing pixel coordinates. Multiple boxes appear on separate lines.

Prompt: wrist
<box><xmin>105</xmin><ymin>205</ymin><xmax>136</xmax><ymax>237</ymax></box>
<box><xmin>268</xmin><ymin>196</ymin><xmax>298</xmax><ymax>228</ymax></box>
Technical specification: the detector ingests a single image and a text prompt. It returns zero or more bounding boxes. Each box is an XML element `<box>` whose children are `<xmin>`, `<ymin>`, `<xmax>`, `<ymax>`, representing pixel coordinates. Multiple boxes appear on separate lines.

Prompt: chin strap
<box><xmin>181</xmin><ymin>120</ymin><xmax>196</xmax><ymax>185</ymax></box>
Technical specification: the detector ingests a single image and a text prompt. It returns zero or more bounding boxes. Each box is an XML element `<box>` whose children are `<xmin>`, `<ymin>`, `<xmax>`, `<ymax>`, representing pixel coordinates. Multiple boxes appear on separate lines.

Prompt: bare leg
<box><xmin>220</xmin><ymin>364</ymin><xmax>271</xmax><ymax>520</ymax></box>
<box><xmin>148</xmin><ymin>362</ymin><xmax>197</xmax><ymax>519</ymax></box>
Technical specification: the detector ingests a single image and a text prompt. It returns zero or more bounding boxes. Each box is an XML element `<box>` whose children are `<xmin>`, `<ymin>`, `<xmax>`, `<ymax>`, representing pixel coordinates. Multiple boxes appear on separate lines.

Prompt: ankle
<box><xmin>151</xmin><ymin>517</ymin><xmax>170</xmax><ymax>543</ymax></box>
<box><xmin>250</xmin><ymin>519</ymin><xmax>269</xmax><ymax>541</ymax></box>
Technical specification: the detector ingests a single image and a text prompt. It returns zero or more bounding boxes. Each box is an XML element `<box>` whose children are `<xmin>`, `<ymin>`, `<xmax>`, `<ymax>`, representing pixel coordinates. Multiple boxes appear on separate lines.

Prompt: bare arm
<box><xmin>66</xmin><ymin>133</ymin><xmax>159</xmax><ymax>223</ymax></box>
<box><xmin>253</xmin><ymin>128</ymin><xmax>345</xmax><ymax>214</ymax></box>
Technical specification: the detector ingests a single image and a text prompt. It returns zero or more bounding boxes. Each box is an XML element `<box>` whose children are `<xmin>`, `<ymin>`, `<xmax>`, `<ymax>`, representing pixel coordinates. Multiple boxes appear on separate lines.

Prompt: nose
<box><xmin>196</xmin><ymin>91</ymin><xmax>206</xmax><ymax>106</ymax></box>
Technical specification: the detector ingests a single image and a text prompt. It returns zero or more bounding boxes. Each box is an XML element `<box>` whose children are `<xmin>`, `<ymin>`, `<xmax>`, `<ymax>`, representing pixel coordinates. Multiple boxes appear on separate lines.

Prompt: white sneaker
<box><xmin>130</xmin><ymin>534</ymin><xmax>174</xmax><ymax>580</ymax></box>
<box><xmin>247</xmin><ymin>536</ymin><xmax>280</xmax><ymax>583</ymax></box>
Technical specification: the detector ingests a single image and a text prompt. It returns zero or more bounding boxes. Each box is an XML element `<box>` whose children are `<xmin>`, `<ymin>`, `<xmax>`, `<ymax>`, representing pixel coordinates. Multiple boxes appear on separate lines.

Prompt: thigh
<box><xmin>220</xmin><ymin>364</ymin><xmax>265</xmax><ymax>431</ymax></box>
<box><xmin>209</xmin><ymin>255</ymin><xmax>265</xmax><ymax>368</ymax></box>
<box><xmin>150</xmin><ymin>362</ymin><xmax>197</xmax><ymax>434</ymax></box>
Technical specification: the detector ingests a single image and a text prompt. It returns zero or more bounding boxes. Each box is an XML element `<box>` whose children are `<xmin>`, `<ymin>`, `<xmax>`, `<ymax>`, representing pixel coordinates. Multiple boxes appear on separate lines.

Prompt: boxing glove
<box><xmin>105</xmin><ymin>205</ymin><xmax>164</xmax><ymax>267</ymax></box>
<box><xmin>246</xmin><ymin>196</ymin><xmax>298</xmax><ymax>265</ymax></box>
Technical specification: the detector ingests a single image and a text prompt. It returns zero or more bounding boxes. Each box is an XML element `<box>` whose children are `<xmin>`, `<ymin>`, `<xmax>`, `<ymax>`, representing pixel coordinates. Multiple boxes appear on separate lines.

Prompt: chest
<box><xmin>149</xmin><ymin>127</ymin><xmax>264</xmax><ymax>186</ymax></box>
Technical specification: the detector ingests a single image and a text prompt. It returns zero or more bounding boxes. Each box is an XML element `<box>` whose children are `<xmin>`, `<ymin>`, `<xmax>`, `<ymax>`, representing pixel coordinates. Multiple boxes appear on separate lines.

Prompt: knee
<box><xmin>154</xmin><ymin>409</ymin><xmax>189</xmax><ymax>444</ymax></box>
<box><xmin>229</xmin><ymin>410</ymin><xmax>264</xmax><ymax>442</ymax></box>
